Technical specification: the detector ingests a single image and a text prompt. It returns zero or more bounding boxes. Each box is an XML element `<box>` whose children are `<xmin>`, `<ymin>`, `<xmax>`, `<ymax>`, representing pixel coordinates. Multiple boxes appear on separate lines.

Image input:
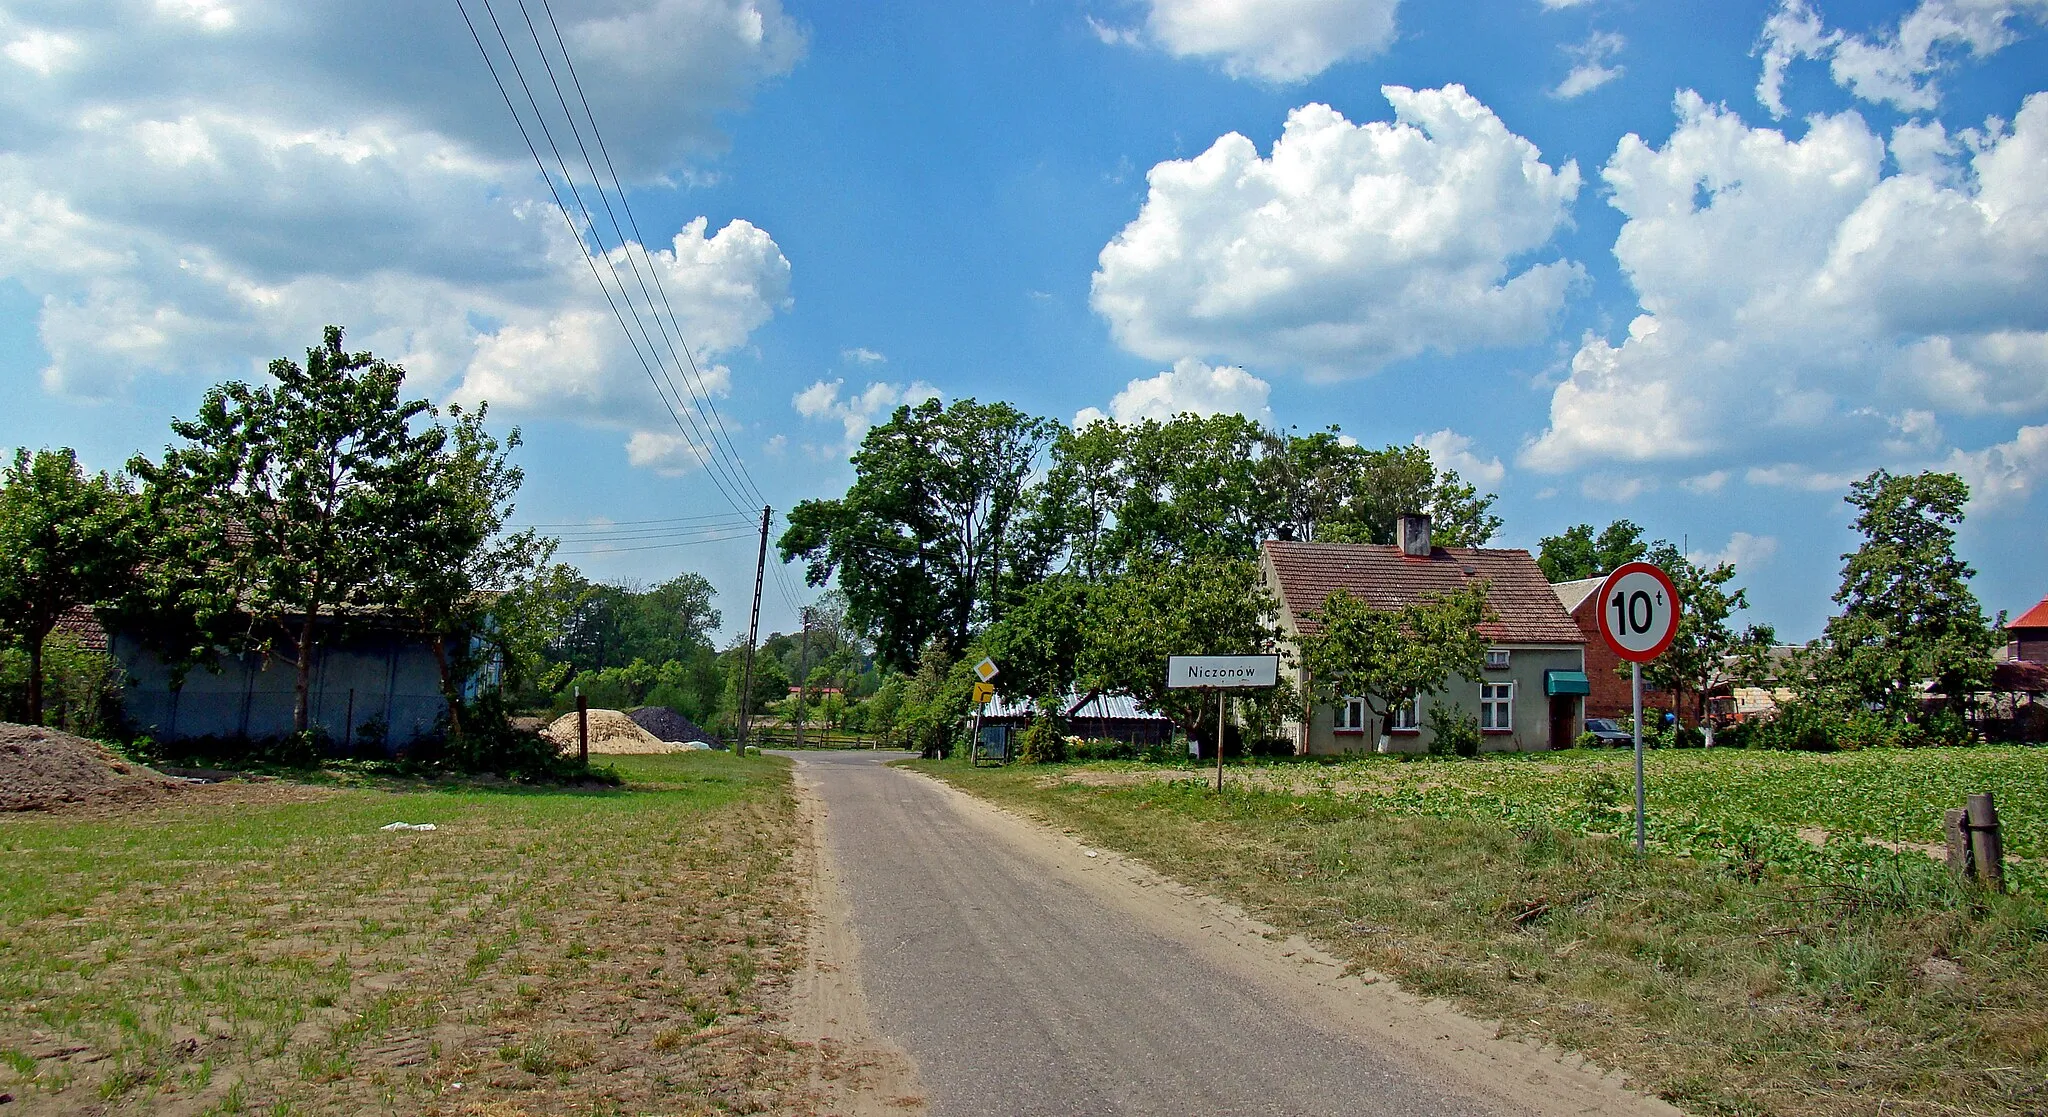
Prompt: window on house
<box><xmin>1388</xmin><ymin>697</ymin><xmax>1420</xmax><ymax>732</ymax></box>
<box><xmin>1486</xmin><ymin>648</ymin><xmax>1511</xmax><ymax>669</ymax></box>
<box><xmin>1336</xmin><ymin>697</ymin><xmax>1367</xmax><ymax>732</ymax></box>
<box><xmin>1480</xmin><ymin>683</ymin><xmax>1514</xmax><ymax>731</ymax></box>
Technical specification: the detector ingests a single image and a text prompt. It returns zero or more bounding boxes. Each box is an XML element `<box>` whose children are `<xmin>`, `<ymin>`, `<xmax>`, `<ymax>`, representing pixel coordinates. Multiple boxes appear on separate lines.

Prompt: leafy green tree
<box><xmin>1078</xmin><ymin>556</ymin><xmax>1277</xmax><ymax>747</ymax></box>
<box><xmin>131</xmin><ymin>326</ymin><xmax>447</xmax><ymax>734</ymax></box>
<box><xmin>0</xmin><ymin>448</ymin><xmax>141</xmax><ymax>725</ymax></box>
<box><xmin>490</xmin><ymin>561</ymin><xmax>582</xmax><ymax>701</ymax></box>
<box><xmin>781</xmin><ymin>398</ymin><xmax>1056</xmax><ymax>670</ymax></box>
<box><xmin>976</xmin><ymin>573</ymin><xmax>1094</xmax><ymax>710</ymax></box>
<box><xmin>1815</xmin><ymin>469</ymin><xmax>1998</xmax><ymax>721</ymax></box>
<box><xmin>389</xmin><ymin>404</ymin><xmax>550</xmax><ymax>733</ymax></box>
<box><xmin>1297</xmin><ymin>584</ymin><xmax>1492</xmax><ymax>741</ymax></box>
<box><xmin>1635</xmin><ymin>542</ymin><xmax>1752</xmax><ymax>726</ymax></box>
<box><xmin>1536</xmin><ymin>520</ymin><xmax>1648</xmax><ymax>582</ymax></box>
<box><xmin>1313</xmin><ymin>444</ymin><xmax>1502</xmax><ymax>548</ymax></box>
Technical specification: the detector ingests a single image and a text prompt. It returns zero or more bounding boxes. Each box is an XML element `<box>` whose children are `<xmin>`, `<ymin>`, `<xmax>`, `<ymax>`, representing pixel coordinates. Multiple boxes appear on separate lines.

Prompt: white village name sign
<box><xmin>1165</xmin><ymin>655</ymin><xmax>1279</xmax><ymax>689</ymax></box>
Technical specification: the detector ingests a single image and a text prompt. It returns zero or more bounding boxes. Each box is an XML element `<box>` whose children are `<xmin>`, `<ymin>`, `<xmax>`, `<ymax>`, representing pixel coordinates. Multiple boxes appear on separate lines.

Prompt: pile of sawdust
<box><xmin>543</xmin><ymin>709</ymin><xmax>680</xmax><ymax>755</ymax></box>
<box><xmin>0</xmin><ymin>723</ymin><xmax>184</xmax><ymax>811</ymax></box>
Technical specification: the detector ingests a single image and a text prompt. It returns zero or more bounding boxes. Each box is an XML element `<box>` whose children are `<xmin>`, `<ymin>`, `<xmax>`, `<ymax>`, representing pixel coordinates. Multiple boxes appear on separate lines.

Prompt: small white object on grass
<box><xmin>379</xmin><ymin>822</ymin><xmax>438</xmax><ymax>832</ymax></box>
<box><xmin>1084</xmin><ymin>849</ymin><xmax>1098</xmax><ymax>858</ymax></box>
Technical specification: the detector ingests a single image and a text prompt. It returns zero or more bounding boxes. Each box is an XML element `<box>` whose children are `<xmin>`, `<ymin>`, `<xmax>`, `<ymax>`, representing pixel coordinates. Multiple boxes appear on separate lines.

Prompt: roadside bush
<box><xmin>408</xmin><ymin>695</ymin><xmax>618</xmax><ymax>784</ymax></box>
<box><xmin>1427</xmin><ymin>701</ymin><xmax>1482</xmax><ymax>758</ymax></box>
<box><xmin>0</xmin><ymin>635</ymin><xmax>126</xmax><ymax>738</ymax></box>
<box><xmin>1069</xmin><ymin>736</ymin><xmax>1139</xmax><ymax>761</ymax></box>
<box><xmin>1017</xmin><ymin>716</ymin><xmax>1066</xmax><ymax>764</ymax></box>
<box><xmin>1574</xmin><ymin>730</ymin><xmax>1601</xmax><ymax>750</ymax></box>
<box><xmin>1751</xmin><ymin>700</ymin><xmax>1838</xmax><ymax>751</ymax></box>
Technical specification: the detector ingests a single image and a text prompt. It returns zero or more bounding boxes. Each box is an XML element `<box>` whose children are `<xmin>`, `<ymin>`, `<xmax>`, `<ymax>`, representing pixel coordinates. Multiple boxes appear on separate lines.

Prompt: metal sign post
<box><xmin>1166</xmin><ymin>655</ymin><xmax>1279</xmax><ymax>791</ymax></box>
<box><xmin>1594</xmin><ymin>562</ymin><xmax>1681</xmax><ymax>856</ymax></box>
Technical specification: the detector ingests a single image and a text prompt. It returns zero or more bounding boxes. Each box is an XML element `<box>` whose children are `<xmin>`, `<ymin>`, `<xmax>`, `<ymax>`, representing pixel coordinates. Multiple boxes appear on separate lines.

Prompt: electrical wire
<box><xmin>511</xmin><ymin>512</ymin><xmax>760</xmax><ymax>529</ymax></box>
<box><xmin>532</xmin><ymin>0</ymin><xmax>771</xmax><ymax>510</ymax></box>
<box><xmin>456</xmin><ymin>0</ymin><xmax>754</xmax><ymax>516</ymax></box>
<box><xmin>509</xmin><ymin>0</ymin><xmax>767</xmax><ymax>509</ymax></box>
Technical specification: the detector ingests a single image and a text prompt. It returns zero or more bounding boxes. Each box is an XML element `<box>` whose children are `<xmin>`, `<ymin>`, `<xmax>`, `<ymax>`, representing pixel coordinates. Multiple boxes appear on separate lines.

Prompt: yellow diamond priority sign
<box><xmin>974</xmin><ymin>657</ymin><xmax>999</xmax><ymax>683</ymax></box>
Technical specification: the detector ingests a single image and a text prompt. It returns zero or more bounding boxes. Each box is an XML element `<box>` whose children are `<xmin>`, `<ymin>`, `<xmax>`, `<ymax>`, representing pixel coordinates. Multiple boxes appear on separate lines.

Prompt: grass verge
<box><xmin>916</xmin><ymin>753</ymin><xmax>2048</xmax><ymax>1117</ymax></box>
<box><xmin>0</xmin><ymin>752</ymin><xmax>812</xmax><ymax>1116</ymax></box>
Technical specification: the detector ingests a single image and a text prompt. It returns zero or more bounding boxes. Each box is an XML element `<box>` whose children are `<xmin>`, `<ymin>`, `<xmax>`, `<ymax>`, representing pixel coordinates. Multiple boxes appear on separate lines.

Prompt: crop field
<box><xmin>925</xmin><ymin>746</ymin><xmax>2048</xmax><ymax>1117</ymax></box>
<box><xmin>1220</xmin><ymin>746</ymin><xmax>2048</xmax><ymax>893</ymax></box>
<box><xmin>0</xmin><ymin>753</ymin><xmax>815</xmax><ymax>1116</ymax></box>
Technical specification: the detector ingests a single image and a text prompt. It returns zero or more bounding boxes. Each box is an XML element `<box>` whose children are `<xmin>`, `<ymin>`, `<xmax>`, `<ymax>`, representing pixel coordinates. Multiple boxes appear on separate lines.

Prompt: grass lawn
<box><xmin>917</xmin><ymin>747</ymin><xmax>2048</xmax><ymax>1117</ymax></box>
<box><xmin>0</xmin><ymin>752</ymin><xmax>812</xmax><ymax>1116</ymax></box>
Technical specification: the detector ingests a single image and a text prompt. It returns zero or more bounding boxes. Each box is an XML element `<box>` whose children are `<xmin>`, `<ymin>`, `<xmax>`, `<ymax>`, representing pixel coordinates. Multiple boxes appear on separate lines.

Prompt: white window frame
<box><xmin>1486</xmin><ymin>647</ymin><xmax>1511</xmax><ymax>670</ymax></box>
<box><xmin>1335</xmin><ymin>696</ymin><xmax>1368</xmax><ymax>732</ymax></box>
<box><xmin>1387</xmin><ymin>697</ymin><xmax>1420</xmax><ymax>732</ymax></box>
<box><xmin>1480</xmin><ymin>682</ymin><xmax>1514</xmax><ymax>731</ymax></box>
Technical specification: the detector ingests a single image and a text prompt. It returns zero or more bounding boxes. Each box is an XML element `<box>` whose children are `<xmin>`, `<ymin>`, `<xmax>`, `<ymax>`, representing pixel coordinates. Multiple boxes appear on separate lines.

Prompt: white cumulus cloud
<box><xmin>1757</xmin><ymin>0</ymin><xmax>2048</xmax><ymax>116</ymax></box>
<box><xmin>1092</xmin><ymin>86</ymin><xmax>1582</xmax><ymax>379</ymax></box>
<box><xmin>793</xmin><ymin>378</ymin><xmax>942</xmax><ymax>456</ymax></box>
<box><xmin>1523</xmin><ymin>91</ymin><xmax>2048</xmax><ymax>484</ymax></box>
<box><xmin>1074</xmin><ymin>359</ymin><xmax>1273</xmax><ymax>427</ymax></box>
<box><xmin>1414</xmin><ymin>429</ymin><xmax>1506</xmax><ymax>486</ymax></box>
<box><xmin>1692</xmin><ymin>531</ymin><xmax>1780</xmax><ymax>572</ymax></box>
<box><xmin>1097</xmin><ymin>0</ymin><xmax>1399</xmax><ymax>83</ymax></box>
<box><xmin>1947</xmin><ymin>423</ymin><xmax>2048</xmax><ymax>511</ymax></box>
<box><xmin>0</xmin><ymin>0</ymin><xmax>802</xmax><ymax>470</ymax></box>
<box><xmin>1553</xmin><ymin>31</ymin><xmax>1625</xmax><ymax>99</ymax></box>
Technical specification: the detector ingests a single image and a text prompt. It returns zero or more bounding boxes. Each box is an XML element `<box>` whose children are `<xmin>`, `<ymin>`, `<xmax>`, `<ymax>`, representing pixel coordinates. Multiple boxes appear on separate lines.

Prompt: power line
<box><xmin>555</xmin><ymin>532</ymin><xmax>756</xmax><ymax>555</ymax></box>
<box><xmin>456</xmin><ymin>0</ymin><xmax>755</xmax><ymax>516</ymax></box>
<box><xmin>512</xmin><ymin>512</ymin><xmax>759</xmax><ymax>529</ymax></box>
<box><xmin>509</xmin><ymin>0</ymin><xmax>767</xmax><ymax>509</ymax></box>
<box><xmin>532</xmin><ymin>0</ymin><xmax>771</xmax><ymax>509</ymax></box>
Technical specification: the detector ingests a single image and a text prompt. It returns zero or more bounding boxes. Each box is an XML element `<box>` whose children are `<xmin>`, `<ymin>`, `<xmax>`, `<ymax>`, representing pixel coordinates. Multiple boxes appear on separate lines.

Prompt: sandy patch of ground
<box><xmin>542</xmin><ymin>709</ymin><xmax>680</xmax><ymax>755</ymax></box>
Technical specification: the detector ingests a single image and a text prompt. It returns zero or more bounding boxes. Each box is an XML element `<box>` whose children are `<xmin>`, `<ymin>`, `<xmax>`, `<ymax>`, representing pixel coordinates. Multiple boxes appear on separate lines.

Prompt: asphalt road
<box><xmin>791</xmin><ymin>750</ymin><xmax>1537</xmax><ymax>1117</ymax></box>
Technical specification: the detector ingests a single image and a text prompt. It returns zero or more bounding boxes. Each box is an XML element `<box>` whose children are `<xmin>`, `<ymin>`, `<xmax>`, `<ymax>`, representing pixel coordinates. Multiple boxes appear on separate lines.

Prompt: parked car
<box><xmin>1584</xmin><ymin>717</ymin><xmax>1633</xmax><ymax>745</ymax></box>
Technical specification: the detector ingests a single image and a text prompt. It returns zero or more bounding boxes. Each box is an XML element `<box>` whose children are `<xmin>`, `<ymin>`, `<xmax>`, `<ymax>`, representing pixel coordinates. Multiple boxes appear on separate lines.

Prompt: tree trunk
<box><xmin>293</xmin><ymin>611</ymin><xmax>318</xmax><ymax>735</ymax></box>
<box><xmin>26</xmin><ymin>630</ymin><xmax>45</xmax><ymax>727</ymax></box>
<box><xmin>431</xmin><ymin>637</ymin><xmax>465</xmax><ymax>737</ymax></box>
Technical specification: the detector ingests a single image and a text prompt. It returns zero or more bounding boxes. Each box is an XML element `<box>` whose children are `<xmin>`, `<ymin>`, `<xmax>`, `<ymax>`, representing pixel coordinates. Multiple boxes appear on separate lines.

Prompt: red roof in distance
<box><xmin>1261</xmin><ymin>540</ymin><xmax>1584</xmax><ymax>645</ymax></box>
<box><xmin>2009</xmin><ymin>595</ymin><xmax>2048</xmax><ymax>631</ymax></box>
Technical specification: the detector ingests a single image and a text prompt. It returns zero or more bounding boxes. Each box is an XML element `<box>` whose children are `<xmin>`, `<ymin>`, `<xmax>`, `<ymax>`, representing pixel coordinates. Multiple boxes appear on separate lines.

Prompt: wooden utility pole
<box><xmin>576</xmin><ymin>688</ymin><xmax>589</xmax><ymax>766</ymax></box>
<box><xmin>737</xmin><ymin>505</ymin><xmax>770</xmax><ymax>753</ymax></box>
<box><xmin>793</xmin><ymin>606</ymin><xmax>814</xmax><ymax>748</ymax></box>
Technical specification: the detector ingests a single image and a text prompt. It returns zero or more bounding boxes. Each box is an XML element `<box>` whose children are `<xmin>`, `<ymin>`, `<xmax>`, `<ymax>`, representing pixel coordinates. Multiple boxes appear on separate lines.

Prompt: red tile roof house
<box><xmin>2007</xmin><ymin>595</ymin><xmax>2048</xmax><ymax>664</ymax></box>
<box><xmin>1260</xmin><ymin>515</ymin><xmax>1589</xmax><ymax>756</ymax></box>
<box><xmin>1552</xmin><ymin>577</ymin><xmax>1679</xmax><ymax>721</ymax></box>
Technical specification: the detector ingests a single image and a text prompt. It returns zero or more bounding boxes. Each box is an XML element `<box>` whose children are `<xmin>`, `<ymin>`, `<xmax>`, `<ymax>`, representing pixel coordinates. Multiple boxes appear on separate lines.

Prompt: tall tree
<box><xmin>1635</xmin><ymin>541</ymin><xmax>1752</xmax><ymax>726</ymax></box>
<box><xmin>1817</xmin><ymin>469</ymin><xmax>1998</xmax><ymax>720</ymax></box>
<box><xmin>131</xmin><ymin>326</ymin><xmax>446</xmax><ymax>734</ymax></box>
<box><xmin>781</xmin><ymin>398</ymin><xmax>1056</xmax><ymax>670</ymax></box>
<box><xmin>388</xmin><ymin>403</ymin><xmax>551</xmax><ymax>730</ymax></box>
<box><xmin>1536</xmin><ymin>519</ymin><xmax>1648</xmax><ymax>582</ymax></box>
<box><xmin>1077</xmin><ymin>556</ymin><xmax>1278</xmax><ymax>745</ymax></box>
<box><xmin>0</xmin><ymin>449</ymin><xmax>140</xmax><ymax>725</ymax></box>
<box><xmin>1296</xmin><ymin>583</ymin><xmax>1492</xmax><ymax>738</ymax></box>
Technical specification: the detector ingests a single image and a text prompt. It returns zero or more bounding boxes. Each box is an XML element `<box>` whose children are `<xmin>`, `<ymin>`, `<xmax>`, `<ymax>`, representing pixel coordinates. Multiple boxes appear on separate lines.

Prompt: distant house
<box><xmin>1552</xmin><ymin>576</ymin><xmax>1679</xmax><ymax>721</ymax></box>
<box><xmin>978</xmin><ymin>691</ymin><xmax>1173</xmax><ymax>749</ymax></box>
<box><xmin>63</xmin><ymin>607</ymin><xmax>460</xmax><ymax>750</ymax></box>
<box><xmin>1262</xmin><ymin>515</ymin><xmax>1588</xmax><ymax>755</ymax></box>
<box><xmin>2006</xmin><ymin>595</ymin><xmax>2048</xmax><ymax>664</ymax></box>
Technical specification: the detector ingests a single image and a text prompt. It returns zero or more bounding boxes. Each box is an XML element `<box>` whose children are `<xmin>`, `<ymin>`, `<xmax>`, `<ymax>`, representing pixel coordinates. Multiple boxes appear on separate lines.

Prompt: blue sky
<box><xmin>2</xmin><ymin>0</ymin><xmax>2045</xmax><ymax>644</ymax></box>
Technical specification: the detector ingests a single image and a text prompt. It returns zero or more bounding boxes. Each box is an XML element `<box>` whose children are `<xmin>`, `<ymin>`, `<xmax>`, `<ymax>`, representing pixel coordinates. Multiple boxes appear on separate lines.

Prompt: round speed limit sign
<box><xmin>1595</xmin><ymin>561</ymin><xmax>1681</xmax><ymax>663</ymax></box>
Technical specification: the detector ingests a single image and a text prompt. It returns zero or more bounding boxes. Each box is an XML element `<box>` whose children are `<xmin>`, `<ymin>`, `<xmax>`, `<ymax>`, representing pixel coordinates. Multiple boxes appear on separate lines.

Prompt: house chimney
<box><xmin>1398</xmin><ymin>513</ymin><xmax>1431</xmax><ymax>557</ymax></box>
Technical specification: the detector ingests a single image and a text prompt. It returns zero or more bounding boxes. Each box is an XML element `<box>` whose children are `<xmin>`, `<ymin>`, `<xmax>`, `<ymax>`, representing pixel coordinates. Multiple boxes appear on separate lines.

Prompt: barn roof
<box><xmin>1262</xmin><ymin>540</ymin><xmax>1585</xmax><ymax>645</ymax></box>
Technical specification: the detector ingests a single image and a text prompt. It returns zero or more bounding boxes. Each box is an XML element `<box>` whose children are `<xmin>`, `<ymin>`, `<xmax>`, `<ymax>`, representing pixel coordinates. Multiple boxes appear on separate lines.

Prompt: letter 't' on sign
<box><xmin>1595</xmin><ymin>561</ymin><xmax>1681</xmax><ymax>663</ymax></box>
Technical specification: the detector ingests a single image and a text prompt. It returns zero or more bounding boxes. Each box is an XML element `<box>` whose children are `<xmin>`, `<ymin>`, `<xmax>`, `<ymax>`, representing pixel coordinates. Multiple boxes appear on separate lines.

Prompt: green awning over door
<box><xmin>1545</xmin><ymin>670</ymin><xmax>1591</xmax><ymax>696</ymax></box>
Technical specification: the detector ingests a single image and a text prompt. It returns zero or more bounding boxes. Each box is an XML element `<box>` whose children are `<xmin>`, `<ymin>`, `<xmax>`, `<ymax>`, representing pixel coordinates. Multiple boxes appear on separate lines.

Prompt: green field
<box><xmin>1218</xmin><ymin>746</ymin><xmax>2048</xmax><ymax>892</ymax></box>
<box><xmin>0</xmin><ymin>753</ymin><xmax>811</xmax><ymax>1116</ymax></box>
<box><xmin>922</xmin><ymin>747</ymin><xmax>2048</xmax><ymax>1117</ymax></box>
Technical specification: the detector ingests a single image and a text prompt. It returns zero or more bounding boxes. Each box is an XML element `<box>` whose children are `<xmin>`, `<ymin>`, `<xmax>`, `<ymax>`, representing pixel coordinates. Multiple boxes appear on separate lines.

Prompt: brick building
<box><xmin>1551</xmin><ymin>577</ymin><xmax>1678</xmax><ymax>722</ymax></box>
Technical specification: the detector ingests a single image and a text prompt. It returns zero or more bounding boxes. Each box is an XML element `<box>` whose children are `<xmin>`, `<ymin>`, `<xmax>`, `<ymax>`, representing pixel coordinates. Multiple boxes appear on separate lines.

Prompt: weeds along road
<box><xmin>787</xmin><ymin>750</ymin><xmax>1678</xmax><ymax>1117</ymax></box>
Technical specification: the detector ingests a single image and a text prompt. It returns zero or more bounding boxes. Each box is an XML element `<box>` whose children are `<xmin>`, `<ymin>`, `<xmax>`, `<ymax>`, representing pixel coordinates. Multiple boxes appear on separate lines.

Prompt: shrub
<box><xmin>1574</xmin><ymin>730</ymin><xmax>1601</xmax><ymax>750</ymax></box>
<box><xmin>0</xmin><ymin>635</ymin><xmax>125</xmax><ymax>738</ymax></box>
<box><xmin>1427</xmin><ymin>701</ymin><xmax>1482</xmax><ymax>758</ymax></box>
<box><xmin>1069</xmin><ymin>737</ymin><xmax>1141</xmax><ymax>762</ymax></box>
<box><xmin>1751</xmin><ymin>701</ymin><xmax>1839</xmax><ymax>751</ymax></box>
<box><xmin>1017</xmin><ymin>716</ymin><xmax>1066</xmax><ymax>764</ymax></box>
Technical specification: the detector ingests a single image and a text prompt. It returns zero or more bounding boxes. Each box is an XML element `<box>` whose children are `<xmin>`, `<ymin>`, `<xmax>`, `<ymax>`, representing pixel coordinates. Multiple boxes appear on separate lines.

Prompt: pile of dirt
<box><xmin>626</xmin><ymin>706</ymin><xmax>725</xmax><ymax>748</ymax></box>
<box><xmin>543</xmin><ymin>709</ymin><xmax>679</xmax><ymax>755</ymax></box>
<box><xmin>0</xmin><ymin>723</ymin><xmax>185</xmax><ymax>812</ymax></box>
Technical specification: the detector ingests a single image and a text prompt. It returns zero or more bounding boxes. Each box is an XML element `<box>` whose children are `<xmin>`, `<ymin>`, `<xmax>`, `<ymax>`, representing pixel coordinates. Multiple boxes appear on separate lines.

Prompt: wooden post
<box><xmin>576</xmin><ymin>689</ymin><xmax>589</xmax><ymax>766</ymax></box>
<box><xmin>344</xmin><ymin>688</ymin><xmax>355</xmax><ymax>755</ymax></box>
<box><xmin>1944</xmin><ymin>808</ymin><xmax>1973</xmax><ymax>880</ymax></box>
<box><xmin>1967</xmin><ymin>793</ymin><xmax>2005</xmax><ymax>892</ymax></box>
<box><xmin>1215</xmin><ymin>689</ymin><xmax>1226</xmax><ymax>792</ymax></box>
